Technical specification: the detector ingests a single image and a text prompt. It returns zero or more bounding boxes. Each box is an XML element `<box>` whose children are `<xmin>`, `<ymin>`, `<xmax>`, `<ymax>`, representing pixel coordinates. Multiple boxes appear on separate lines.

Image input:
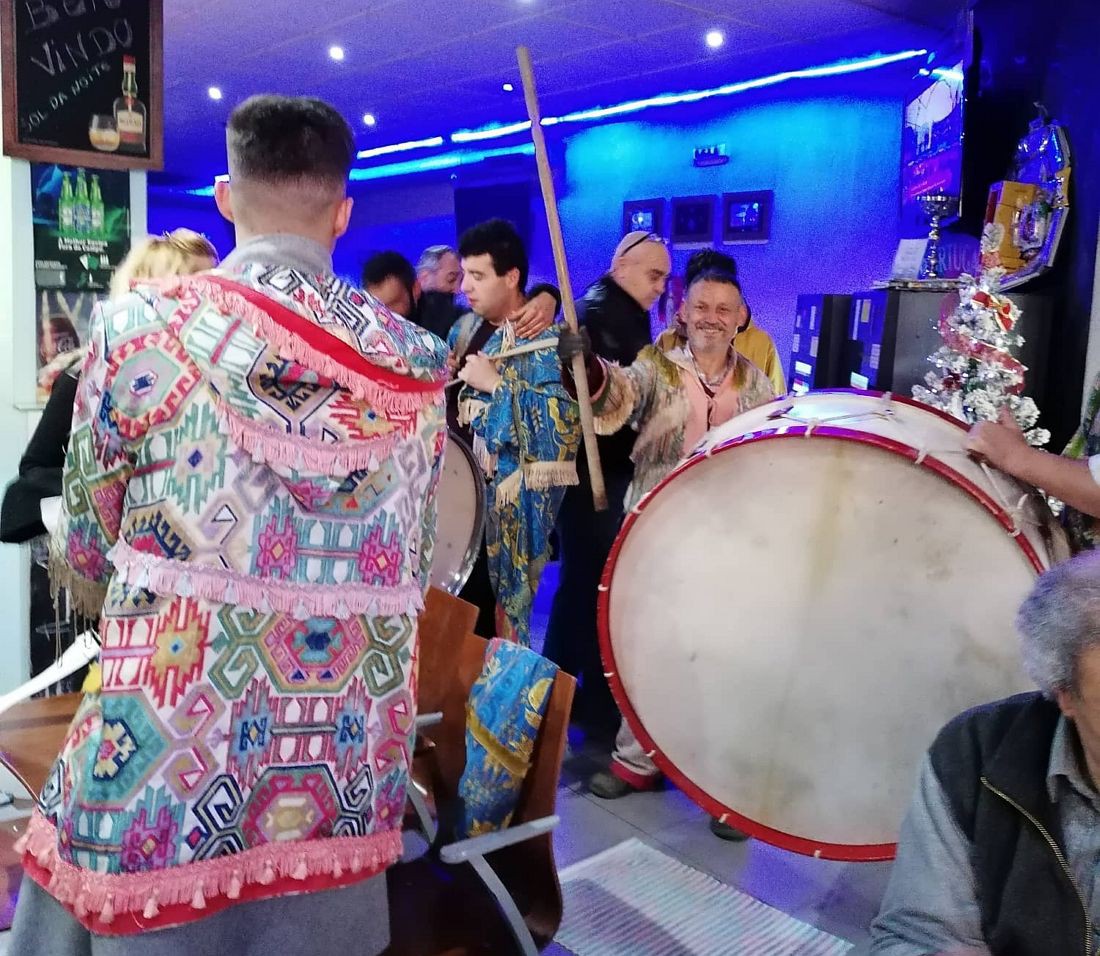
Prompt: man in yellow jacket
<box><xmin>655</xmin><ymin>249</ymin><xmax>786</xmax><ymax>396</ymax></box>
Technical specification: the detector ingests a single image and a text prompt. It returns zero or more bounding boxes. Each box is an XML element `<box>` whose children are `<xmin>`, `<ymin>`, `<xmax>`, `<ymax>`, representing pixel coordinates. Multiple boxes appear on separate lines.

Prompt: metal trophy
<box><xmin>918</xmin><ymin>192</ymin><xmax>960</xmax><ymax>279</ymax></box>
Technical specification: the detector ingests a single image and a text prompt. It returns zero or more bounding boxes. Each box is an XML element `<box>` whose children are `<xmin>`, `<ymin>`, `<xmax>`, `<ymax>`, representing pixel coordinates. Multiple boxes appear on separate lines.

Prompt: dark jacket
<box><xmin>1</xmin><ymin>365</ymin><xmax>78</xmax><ymax>543</ymax></box>
<box><xmin>575</xmin><ymin>275</ymin><xmax>652</xmax><ymax>479</ymax></box>
<box><xmin>929</xmin><ymin>692</ymin><xmax>1093</xmax><ymax>956</ymax></box>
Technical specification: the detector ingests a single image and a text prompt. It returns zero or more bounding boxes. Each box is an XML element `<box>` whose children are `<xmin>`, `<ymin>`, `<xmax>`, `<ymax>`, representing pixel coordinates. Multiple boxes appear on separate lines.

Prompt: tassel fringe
<box><xmin>48</xmin><ymin>545</ymin><xmax>108</xmax><ymax>619</ymax></box>
<box><xmin>19</xmin><ymin>813</ymin><xmax>401</xmax><ymax>929</ymax></box>
<box><xmin>108</xmin><ymin>539</ymin><xmax>423</xmax><ymax>620</ymax></box>
<box><xmin>213</xmin><ymin>399</ymin><xmax>403</xmax><ymax>479</ymax></box>
<box><xmin>165</xmin><ymin>276</ymin><xmax>444</xmax><ymax>415</ymax></box>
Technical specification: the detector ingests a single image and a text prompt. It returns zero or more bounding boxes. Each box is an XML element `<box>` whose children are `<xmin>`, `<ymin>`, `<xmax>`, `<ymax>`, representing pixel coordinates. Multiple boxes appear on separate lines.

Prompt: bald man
<box><xmin>543</xmin><ymin>231</ymin><xmax>671</xmax><ymax>734</ymax></box>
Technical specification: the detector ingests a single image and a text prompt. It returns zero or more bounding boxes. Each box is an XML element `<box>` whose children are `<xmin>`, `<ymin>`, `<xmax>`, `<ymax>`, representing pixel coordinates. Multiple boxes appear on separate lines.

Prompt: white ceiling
<box><xmin>159</xmin><ymin>0</ymin><xmax>963</xmax><ymax>185</ymax></box>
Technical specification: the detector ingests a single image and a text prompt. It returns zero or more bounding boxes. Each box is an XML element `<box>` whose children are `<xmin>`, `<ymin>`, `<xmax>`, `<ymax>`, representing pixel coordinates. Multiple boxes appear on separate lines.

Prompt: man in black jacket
<box><xmin>869</xmin><ymin>549</ymin><xmax>1100</xmax><ymax>956</ymax></box>
<box><xmin>542</xmin><ymin>231</ymin><xmax>670</xmax><ymax>737</ymax></box>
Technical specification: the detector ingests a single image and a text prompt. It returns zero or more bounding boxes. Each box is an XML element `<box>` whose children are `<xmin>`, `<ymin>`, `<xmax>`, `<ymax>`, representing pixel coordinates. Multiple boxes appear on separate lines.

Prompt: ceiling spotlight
<box><xmin>502</xmin><ymin>82</ymin><xmax>515</xmax><ymax>92</ymax></box>
<box><xmin>208</xmin><ymin>86</ymin><xmax>223</xmax><ymax>101</ymax></box>
<box><xmin>706</xmin><ymin>29</ymin><xmax>725</xmax><ymax>50</ymax></box>
<box><xmin>362</xmin><ymin>112</ymin><xmax>377</xmax><ymax>127</ymax></box>
<box><xmin>329</xmin><ymin>45</ymin><xmax>345</xmax><ymax>62</ymax></box>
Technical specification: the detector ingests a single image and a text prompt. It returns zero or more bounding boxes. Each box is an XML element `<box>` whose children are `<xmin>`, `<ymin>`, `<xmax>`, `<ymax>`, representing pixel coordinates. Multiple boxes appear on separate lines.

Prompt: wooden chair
<box><xmin>386</xmin><ymin>588</ymin><xmax>575</xmax><ymax>956</ymax></box>
<box><xmin>0</xmin><ymin>693</ymin><xmax>82</xmax><ymax>930</ymax></box>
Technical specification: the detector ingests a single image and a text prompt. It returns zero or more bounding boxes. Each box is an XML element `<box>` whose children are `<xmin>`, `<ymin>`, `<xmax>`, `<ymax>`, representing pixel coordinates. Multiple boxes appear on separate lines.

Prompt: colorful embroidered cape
<box><xmin>593</xmin><ymin>345</ymin><xmax>775</xmax><ymax>512</ymax></box>
<box><xmin>20</xmin><ymin>264</ymin><xmax>447</xmax><ymax>935</ymax></box>
<box><xmin>449</xmin><ymin>315</ymin><xmax>579</xmax><ymax>644</ymax></box>
<box><xmin>1062</xmin><ymin>368</ymin><xmax>1100</xmax><ymax>551</ymax></box>
<box><xmin>456</xmin><ymin>639</ymin><xmax>557</xmax><ymax>837</ymax></box>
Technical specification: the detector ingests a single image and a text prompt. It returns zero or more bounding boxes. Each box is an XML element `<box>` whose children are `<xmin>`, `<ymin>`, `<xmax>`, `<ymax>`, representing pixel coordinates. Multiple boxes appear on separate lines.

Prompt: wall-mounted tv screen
<box><xmin>901</xmin><ymin>61</ymin><xmax>965</xmax><ymax>208</ymax></box>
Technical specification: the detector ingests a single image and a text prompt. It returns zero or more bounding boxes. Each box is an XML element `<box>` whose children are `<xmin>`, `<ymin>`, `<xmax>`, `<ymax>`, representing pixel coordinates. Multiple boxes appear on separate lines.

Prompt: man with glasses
<box><xmin>543</xmin><ymin>231</ymin><xmax>670</xmax><ymax>736</ymax></box>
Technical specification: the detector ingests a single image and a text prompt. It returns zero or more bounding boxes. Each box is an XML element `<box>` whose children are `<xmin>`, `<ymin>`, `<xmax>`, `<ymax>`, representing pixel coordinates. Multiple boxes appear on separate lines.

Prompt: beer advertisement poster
<box><xmin>31</xmin><ymin>162</ymin><xmax>130</xmax><ymax>292</ymax></box>
<box><xmin>1</xmin><ymin>0</ymin><xmax>164</xmax><ymax>170</ymax></box>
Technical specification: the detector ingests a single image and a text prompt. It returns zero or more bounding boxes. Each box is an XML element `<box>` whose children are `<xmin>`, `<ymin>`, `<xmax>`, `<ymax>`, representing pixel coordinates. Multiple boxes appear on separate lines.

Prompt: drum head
<box><xmin>601</xmin><ymin>431</ymin><xmax>1037</xmax><ymax>860</ymax></box>
<box><xmin>430</xmin><ymin>433</ymin><xmax>485</xmax><ymax>595</ymax></box>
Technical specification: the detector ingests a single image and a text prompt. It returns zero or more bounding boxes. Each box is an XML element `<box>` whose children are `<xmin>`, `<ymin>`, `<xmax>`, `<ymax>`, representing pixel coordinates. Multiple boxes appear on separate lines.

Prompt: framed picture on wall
<box><xmin>722</xmin><ymin>190</ymin><xmax>773</xmax><ymax>244</ymax></box>
<box><xmin>1</xmin><ymin>0</ymin><xmax>165</xmax><ymax>170</ymax></box>
<box><xmin>670</xmin><ymin>195</ymin><xmax>715</xmax><ymax>246</ymax></box>
<box><xmin>622</xmin><ymin>199</ymin><xmax>665</xmax><ymax>237</ymax></box>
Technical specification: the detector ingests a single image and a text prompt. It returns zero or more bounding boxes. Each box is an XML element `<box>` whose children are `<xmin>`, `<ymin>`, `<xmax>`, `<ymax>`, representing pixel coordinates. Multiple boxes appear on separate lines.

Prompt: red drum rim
<box><xmin>596</xmin><ymin>391</ymin><xmax>1043</xmax><ymax>862</ymax></box>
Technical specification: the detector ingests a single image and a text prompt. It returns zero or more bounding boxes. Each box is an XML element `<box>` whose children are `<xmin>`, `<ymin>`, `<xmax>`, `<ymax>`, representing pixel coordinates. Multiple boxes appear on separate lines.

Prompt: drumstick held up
<box><xmin>517</xmin><ymin>46</ymin><xmax>608</xmax><ymax>511</ymax></box>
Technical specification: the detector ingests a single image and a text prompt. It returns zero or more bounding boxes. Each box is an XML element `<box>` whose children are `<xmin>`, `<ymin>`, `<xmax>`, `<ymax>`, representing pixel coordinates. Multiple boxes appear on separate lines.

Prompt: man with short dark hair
<box><xmin>362</xmin><ymin>249</ymin><xmax>418</xmax><ymax>318</ymax></box>
<box><xmin>868</xmin><ymin>549</ymin><xmax>1100</xmax><ymax>956</ymax></box>
<box><xmin>411</xmin><ymin>243</ymin><xmax>560</xmax><ymax>341</ymax></box>
<box><xmin>7</xmin><ymin>95</ymin><xmax>447</xmax><ymax>954</ymax></box>
<box><xmin>451</xmin><ymin>219</ymin><xmax>580</xmax><ymax>644</ymax></box>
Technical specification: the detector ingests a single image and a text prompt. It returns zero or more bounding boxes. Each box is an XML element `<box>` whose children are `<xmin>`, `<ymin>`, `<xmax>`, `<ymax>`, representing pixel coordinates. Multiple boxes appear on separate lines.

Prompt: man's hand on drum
<box><xmin>506</xmin><ymin>290</ymin><xmax>557</xmax><ymax>339</ymax></box>
<box><xmin>457</xmin><ymin>352</ymin><xmax>502</xmax><ymax>394</ymax></box>
<box><xmin>966</xmin><ymin>408</ymin><xmax>1027</xmax><ymax>471</ymax></box>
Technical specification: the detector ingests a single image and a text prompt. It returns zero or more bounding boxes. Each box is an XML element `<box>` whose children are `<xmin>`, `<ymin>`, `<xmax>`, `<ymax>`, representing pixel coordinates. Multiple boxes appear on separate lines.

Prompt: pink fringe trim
<box><xmin>213</xmin><ymin>398</ymin><xmax>401</xmax><ymax>478</ymax></box>
<box><xmin>16</xmin><ymin>812</ymin><xmax>400</xmax><ymax>927</ymax></box>
<box><xmin>108</xmin><ymin>539</ymin><xmax>424</xmax><ymax>620</ymax></box>
<box><xmin>167</xmin><ymin>276</ymin><xmax>442</xmax><ymax>416</ymax></box>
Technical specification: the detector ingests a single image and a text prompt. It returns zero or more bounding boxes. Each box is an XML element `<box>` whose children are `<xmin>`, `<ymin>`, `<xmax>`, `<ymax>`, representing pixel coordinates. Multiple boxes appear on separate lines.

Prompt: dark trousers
<box><xmin>542</xmin><ymin>468</ymin><xmax>633</xmax><ymax>730</ymax></box>
<box><xmin>459</xmin><ymin>535</ymin><xmax>497</xmax><ymax>638</ymax></box>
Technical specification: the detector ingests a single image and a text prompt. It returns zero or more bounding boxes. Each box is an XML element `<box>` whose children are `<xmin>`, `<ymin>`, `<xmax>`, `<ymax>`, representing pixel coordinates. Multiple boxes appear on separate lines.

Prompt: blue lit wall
<box><xmin>558</xmin><ymin>93</ymin><xmax>903</xmax><ymax>364</ymax></box>
<box><xmin>149</xmin><ymin>86</ymin><xmax>906</xmax><ymax>362</ymax></box>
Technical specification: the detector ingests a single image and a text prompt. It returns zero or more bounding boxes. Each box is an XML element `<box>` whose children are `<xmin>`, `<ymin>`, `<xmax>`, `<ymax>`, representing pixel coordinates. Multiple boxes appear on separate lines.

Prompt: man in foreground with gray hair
<box><xmin>868</xmin><ymin>550</ymin><xmax>1100</xmax><ymax>955</ymax></box>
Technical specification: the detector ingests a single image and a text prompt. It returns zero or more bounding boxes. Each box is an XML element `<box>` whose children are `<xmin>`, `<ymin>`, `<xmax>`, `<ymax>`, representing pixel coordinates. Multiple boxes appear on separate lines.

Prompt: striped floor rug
<box><xmin>556</xmin><ymin>839</ymin><xmax>853</xmax><ymax>956</ymax></box>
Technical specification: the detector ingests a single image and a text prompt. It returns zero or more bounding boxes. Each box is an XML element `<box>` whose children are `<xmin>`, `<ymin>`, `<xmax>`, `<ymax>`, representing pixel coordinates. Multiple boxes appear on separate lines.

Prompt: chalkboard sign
<box><xmin>1</xmin><ymin>0</ymin><xmax>163</xmax><ymax>170</ymax></box>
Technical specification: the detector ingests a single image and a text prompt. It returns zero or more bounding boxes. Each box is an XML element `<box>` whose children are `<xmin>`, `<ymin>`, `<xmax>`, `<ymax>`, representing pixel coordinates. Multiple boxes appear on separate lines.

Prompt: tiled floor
<box><xmin>547</xmin><ymin>732</ymin><xmax>891</xmax><ymax>953</ymax></box>
<box><xmin>532</xmin><ymin>562</ymin><xmax>892</xmax><ymax>954</ymax></box>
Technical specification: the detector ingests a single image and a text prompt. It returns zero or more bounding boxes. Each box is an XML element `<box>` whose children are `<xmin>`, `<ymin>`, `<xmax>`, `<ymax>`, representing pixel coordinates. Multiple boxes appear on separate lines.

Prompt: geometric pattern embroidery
<box><xmin>169</xmin><ymin>403</ymin><xmax>227</xmax><ymax>513</ymax></box>
<box><xmin>240</xmin><ymin>765</ymin><xmax>341</xmax><ymax>845</ymax></box>
<box><xmin>361</xmin><ymin>615</ymin><xmax>413</xmax><ymax>697</ymax></box>
<box><xmin>147</xmin><ymin>600</ymin><xmax>210</xmax><ymax>708</ymax></box>
<box><xmin>119</xmin><ymin>785</ymin><xmax>185</xmax><ymax>873</ymax></box>
<box><xmin>227</xmin><ymin>677</ymin><xmax>372</xmax><ymax>788</ymax></box>
<box><xmin>261</xmin><ymin>616</ymin><xmax>368</xmax><ymax>692</ymax></box>
<box><xmin>43</xmin><ymin>262</ymin><xmax>446</xmax><ymax>909</ymax></box>
<box><xmin>81</xmin><ymin>693</ymin><xmax>167</xmax><ymax>809</ymax></box>
<box><xmin>101</xmin><ymin>598</ymin><xmax>211</xmax><ymax>710</ymax></box>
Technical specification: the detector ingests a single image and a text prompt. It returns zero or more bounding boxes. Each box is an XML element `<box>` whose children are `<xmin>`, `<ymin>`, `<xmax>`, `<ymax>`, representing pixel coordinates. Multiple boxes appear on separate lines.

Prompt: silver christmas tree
<box><xmin>912</xmin><ymin>223</ymin><xmax>1050</xmax><ymax>447</ymax></box>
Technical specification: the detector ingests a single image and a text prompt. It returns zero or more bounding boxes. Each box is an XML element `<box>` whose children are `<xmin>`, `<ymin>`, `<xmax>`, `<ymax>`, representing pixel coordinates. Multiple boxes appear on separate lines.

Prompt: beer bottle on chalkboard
<box><xmin>114</xmin><ymin>56</ymin><xmax>147</xmax><ymax>155</ymax></box>
<box><xmin>58</xmin><ymin>173</ymin><xmax>75</xmax><ymax>239</ymax></box>
<box><xmin>90</xmin><ymin>175</ymin><xmax>105</xmax><ymax>238</ymax></box>
<box><xmin>74</xmin><ymin>169</ymin><xmax>91</xmax><ymax>237</ymax></box>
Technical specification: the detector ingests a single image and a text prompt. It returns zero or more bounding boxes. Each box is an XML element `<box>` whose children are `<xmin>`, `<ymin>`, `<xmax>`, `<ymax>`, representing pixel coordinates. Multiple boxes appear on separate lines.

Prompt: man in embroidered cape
<box><xmin>559</xmin><ymin>270</ymin><xmax>774</xmax><ymax>829</ymax></box>
<box><xmin>9</xmin><ymin>96</ymin><xmax>447</xmax><ymax>954</ymax></box>
<box><xmin>450</xmin><ymin>219</ymin><xmax>580</xmax><ymax>645</ymax></box>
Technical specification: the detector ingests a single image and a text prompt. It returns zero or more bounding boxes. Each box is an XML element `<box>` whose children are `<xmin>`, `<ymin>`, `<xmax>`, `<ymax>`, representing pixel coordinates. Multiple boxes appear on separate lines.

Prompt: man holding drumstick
<box><xmin>559</xmin><ymin>268</ymin><xmax>774</xmax><ymax>838</ymax></box>
<box><xmin>451</xmin><ymin>218</ymin><xmax>581</xmax><ymax>644</ymax></box>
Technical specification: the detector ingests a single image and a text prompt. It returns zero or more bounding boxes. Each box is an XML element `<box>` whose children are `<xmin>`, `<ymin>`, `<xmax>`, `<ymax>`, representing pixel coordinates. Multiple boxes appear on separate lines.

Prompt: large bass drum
<box><xmin>599</xmin><ymin>390</ymin><xmax>1068</xmax><ymax>861</ymax></box>
<box><xmin>430</xmin><ymin>431</ymin><xmax>485</xmax><ymax>595</ymax></box>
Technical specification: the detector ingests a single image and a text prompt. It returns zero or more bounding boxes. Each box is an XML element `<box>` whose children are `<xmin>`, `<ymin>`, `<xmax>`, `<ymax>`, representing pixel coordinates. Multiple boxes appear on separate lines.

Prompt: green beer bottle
<box><xmin>90</xmin><ymin>175</ymin><xmax>105</xmax><ymax>238</ymax></box>
<box><xmin>73</xmin><ymin>169</ymin><xmax>91</xmax><ymax>237</ymax></box>
<box><xmin>58</xmin><ymin>172</ymin><xmax>75</xmax><ymax>238</ymax></box>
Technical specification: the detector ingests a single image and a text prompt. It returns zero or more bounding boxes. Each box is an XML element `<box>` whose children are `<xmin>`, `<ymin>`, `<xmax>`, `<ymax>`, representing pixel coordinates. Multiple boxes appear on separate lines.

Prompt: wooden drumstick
<box><xmin>517</xmin><ymin>45</ymin><xmax>608</xmax><ymax>512</ymax></box>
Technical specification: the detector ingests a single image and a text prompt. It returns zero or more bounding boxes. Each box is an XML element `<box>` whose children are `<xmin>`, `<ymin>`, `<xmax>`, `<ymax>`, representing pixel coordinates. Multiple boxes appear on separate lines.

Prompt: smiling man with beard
<box><xmin>558</xmin><ymin>269</ymin><xmax>775</xmax><ymax>827</ymax></box>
